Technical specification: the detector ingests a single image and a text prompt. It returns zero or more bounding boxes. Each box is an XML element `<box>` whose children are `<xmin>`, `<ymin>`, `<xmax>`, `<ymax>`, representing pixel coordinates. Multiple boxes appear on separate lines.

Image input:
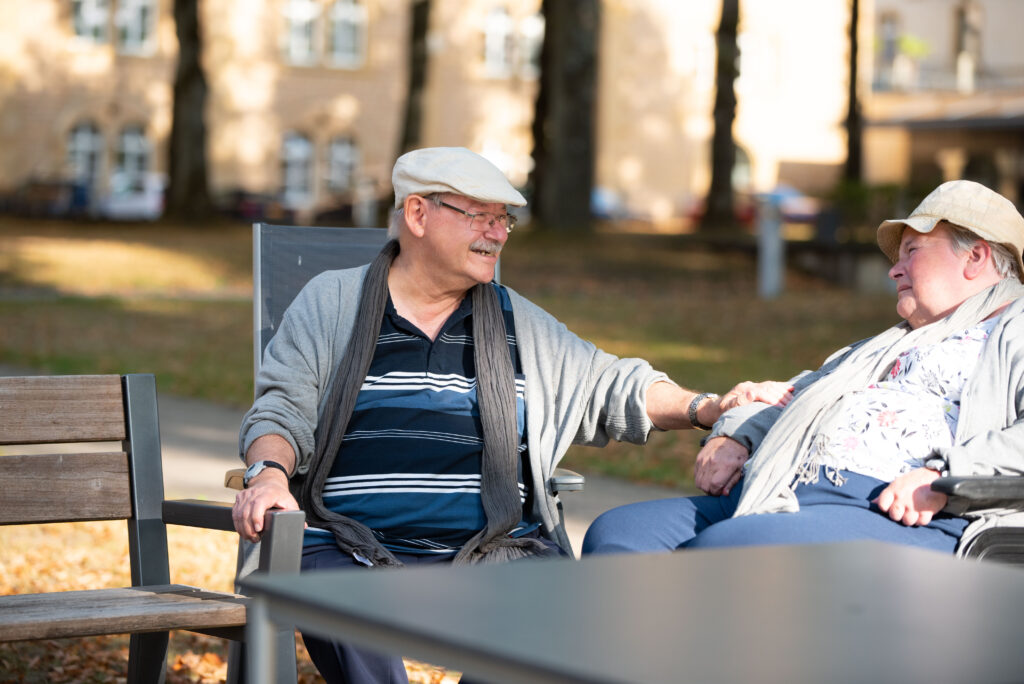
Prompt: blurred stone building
<box><xmin>0</xmin><ymin>0</ymin><xmax>1021</xmax><ymax>224</ymax></box>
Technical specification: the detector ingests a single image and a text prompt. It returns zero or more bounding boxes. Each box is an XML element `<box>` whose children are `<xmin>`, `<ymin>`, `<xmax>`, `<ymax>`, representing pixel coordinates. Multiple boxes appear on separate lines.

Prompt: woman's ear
<box><xmin>963</xmin><ymin>240</ymin><xmax>994</xmax><ymax>280</ymax></box>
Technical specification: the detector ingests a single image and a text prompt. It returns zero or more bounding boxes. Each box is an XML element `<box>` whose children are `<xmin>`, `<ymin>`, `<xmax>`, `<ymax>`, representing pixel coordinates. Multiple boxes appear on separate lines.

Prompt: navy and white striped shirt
<box><xmin>304</xmin><ymin>283</ymin><xmax>535</xmax><ymax>555</ymax></box>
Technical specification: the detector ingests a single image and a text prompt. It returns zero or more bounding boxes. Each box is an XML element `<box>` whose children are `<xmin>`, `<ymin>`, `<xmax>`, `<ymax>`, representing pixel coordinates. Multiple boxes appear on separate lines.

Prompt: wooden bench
<box><xmin>0</xmin><ymin>374</ymin><xmax>304</xmax><ymax>683</ymax></box>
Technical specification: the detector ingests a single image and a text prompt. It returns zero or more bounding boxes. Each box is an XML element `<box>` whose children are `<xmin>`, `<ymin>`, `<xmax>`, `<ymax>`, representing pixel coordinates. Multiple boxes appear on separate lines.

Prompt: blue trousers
<box><xmin>582</xmin><ymin>468</ymin><xmax>968</xmax><ymax>555</ymax></box>
<box><xmin>301</xmin><ymin>533</ymin><xmax>565</xmax><ymax>684</ymax></box>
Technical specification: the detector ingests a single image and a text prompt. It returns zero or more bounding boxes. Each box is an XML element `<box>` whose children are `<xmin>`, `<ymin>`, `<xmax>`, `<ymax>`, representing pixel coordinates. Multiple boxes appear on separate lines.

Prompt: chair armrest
<box><xmin>225</xmin><ymin>468</ymin><xmax>245</xmax><ymax>491</ymax></box>
<box><xmin>550</xmin><ymin>467</ymin><xmax>585</xmax><ymax>493</ymax></box>
<box><xmin>931</xmin><ymin>476</ymin><xmax>1024</xmax><ymax>502</ymax></box>
<box><xmin>163</xmin><ymin>499</ymin><xmax>236</xmax><ymax>531</ymax></box>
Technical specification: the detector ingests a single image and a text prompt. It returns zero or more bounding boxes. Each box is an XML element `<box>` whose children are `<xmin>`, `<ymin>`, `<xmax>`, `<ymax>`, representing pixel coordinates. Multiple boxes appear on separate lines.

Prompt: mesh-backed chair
<box><xmin>931</xmin><ymin>476</ymin><xmax>1024</xmax><ymax>565</ymax></box>
<box><xmin>245</xmin><ymin>222</ymin><xmax>584</xmax><ymax>545</ymax></box>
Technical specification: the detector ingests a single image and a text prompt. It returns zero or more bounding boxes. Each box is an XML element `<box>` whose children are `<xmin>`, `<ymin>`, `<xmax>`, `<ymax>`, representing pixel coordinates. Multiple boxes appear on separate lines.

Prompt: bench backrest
<box><xmin>0</xmin><ymin>374</ymin><xmax>170</xmax><ymax>585</ymax></box>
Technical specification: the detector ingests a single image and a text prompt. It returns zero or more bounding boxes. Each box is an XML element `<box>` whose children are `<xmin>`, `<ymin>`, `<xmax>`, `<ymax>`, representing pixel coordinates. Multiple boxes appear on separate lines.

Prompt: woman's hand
<box><xmin>694</xmin><ymin>437</ymin><xmax>751</xmax><ymax>496</ymax></box>
<box><xmin>873</xmin><ymin>467</ymin><xmax>948</xmax><ymax>526</ymax></box>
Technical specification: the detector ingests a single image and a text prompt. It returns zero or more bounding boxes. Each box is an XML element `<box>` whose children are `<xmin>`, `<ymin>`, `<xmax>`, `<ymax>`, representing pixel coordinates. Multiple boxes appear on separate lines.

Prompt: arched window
<box><xmin>67</xmin><ymin>122</ymin><xmax>104</xmax><ymax>189</ymax></box>
<box><xmin>115</xmin><ymin>125</ymin><xmax>150</xmax><ymax>189</ymax></box>
<box><xmin>282</xmin><ymin>133</ymin><xmax>314</xmax><ymax>208</ymax></box>
<box><xmin>115</xmin><ymin>0</ymin><xmax>156</xmax><ymax>54</ymax></box>
<box><xmin>284</xmin><ymin>0</ymin><xmax>320</xmax><ymax>65</ymax></box>
<box><xmin>326</xmin><ymin>137</ymin><xmax>360</xmax><ymax>193</ymax></box>
<box><xmin>483</xmin><ymin>7</ymin><xmax>515</xmax><ymax>78</ymax></box>
<box><xmin>328</xmin><ymin>0</ymin><xmax>367</xmax><ymax>68</ymax></box>
<box><xmin>71</xmin><ymin>0</ymin><xmax>110</xmax><ymax>43</ymax></box>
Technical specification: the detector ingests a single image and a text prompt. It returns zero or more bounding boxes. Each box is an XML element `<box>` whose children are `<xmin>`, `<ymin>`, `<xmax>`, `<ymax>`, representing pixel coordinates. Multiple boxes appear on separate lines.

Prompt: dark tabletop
<box><xmin>241</xmin><ymin>541</ymin><xmax>1024</xmax><ymax>684</ymax></box>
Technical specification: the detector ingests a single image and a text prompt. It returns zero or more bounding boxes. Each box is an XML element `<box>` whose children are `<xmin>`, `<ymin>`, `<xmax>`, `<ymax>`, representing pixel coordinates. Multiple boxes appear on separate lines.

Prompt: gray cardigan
<box><xmin>710</xmin><ymin>296</ymin><xmax>1024</xmax><ymax>556</ymax></box>
<box><xmin>241</xmin><ymin>265</ymin><xmax>671</xmax><ymax>551</ymax></box>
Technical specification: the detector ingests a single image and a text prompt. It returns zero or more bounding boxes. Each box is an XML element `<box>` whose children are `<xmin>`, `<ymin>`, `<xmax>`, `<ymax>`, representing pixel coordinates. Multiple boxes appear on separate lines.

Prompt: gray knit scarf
<box><xmin>735</xmin><ymin>277</ymin><xmax>1024</xmax><ymax>518</ymax></box>
<box><xmin>300</xmin><ymin>240</ymin><xmax>557</xmax><ymax>567</ymax></box>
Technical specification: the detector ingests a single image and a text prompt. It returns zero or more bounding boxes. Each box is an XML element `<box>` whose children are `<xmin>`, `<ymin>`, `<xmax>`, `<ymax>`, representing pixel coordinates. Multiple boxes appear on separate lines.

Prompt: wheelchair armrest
<box><xmin>931</xmin><ymin>476</ymin><xmax>1024</xmax><ymax>502</ymax></box>
<box><xmin>551</xmin><ymin>467</ymin><xmax>585</xmax><ymax>493</ymax></box>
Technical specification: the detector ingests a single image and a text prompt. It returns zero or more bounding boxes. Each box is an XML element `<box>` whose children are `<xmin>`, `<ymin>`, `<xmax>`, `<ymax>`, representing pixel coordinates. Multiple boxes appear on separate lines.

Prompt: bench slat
<box><xmin>0</xmin><ymin>585</ymin><xmax>247</xmax><ymax>642</ymax></box>
<box><xmin>0</xmin><ymin>375</ymin><xmax>125</xmax><ymax>445</ymax></box>
<box><xmin>0</xmin><ymin>452</ymin><xmax>133</xmax><ymax>524</ymax></box>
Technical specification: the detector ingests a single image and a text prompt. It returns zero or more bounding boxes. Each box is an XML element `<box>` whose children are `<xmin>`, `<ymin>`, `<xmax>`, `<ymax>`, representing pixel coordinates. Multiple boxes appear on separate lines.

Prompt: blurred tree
<box><xmin>700</xmin><ymin>0</ymin><xmax>740</xmax><ymax>234</ymax></box>
<box><xmin>166</xmin><ymin>0</ymin><xmax>213</xmax><ymax>220</ymax></box>
<box><xmin>844</xmin><ymin>0</ymin><xmax>863</xmax><ymax>181</ymax></box>
<box><xmin>398</xmin><ymin>0</ymin><xmax>432</xmax><ymax>156</ymax></box>
<box><xmin>529</xmin><ymin>0</ymin><xmax>599</xmax><ymax>232</ymax></box>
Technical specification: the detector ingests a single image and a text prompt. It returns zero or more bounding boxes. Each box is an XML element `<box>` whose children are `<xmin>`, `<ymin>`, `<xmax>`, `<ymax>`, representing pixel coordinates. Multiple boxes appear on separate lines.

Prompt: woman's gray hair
<box><xmin>946</xmin><ymin>222</ymin><xmax>1023</xmax><ymax>282</ymax></box>
<box><xmin>387</xmin><ymin>194</ymin><xmax>445</xmax><ymax>240</ymax></box>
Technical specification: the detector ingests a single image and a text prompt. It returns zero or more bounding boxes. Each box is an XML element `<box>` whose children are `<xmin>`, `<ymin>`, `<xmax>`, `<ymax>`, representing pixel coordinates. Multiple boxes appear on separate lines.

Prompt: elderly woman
<box><xmin>584</xmin><ymin>180</ymin><xmax>1024</xmax><ymax>557</ymax></box>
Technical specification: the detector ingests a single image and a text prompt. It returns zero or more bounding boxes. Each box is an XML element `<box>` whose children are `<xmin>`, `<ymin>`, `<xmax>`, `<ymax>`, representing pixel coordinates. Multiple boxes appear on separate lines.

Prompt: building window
<box><xmin>115</xmin><ymin>0</ymin><xmax>156</xmax><ymax>54</ymax></box>
<box><xmin>518</xmin><ymin>12</ymin><xmax>544</xmax><ymax>79</ymax></box>
<box><xmin>483</xmin><ymin>7</ymin><xmax>515</xmax><ymax>78</ymax></box>
<box><xmin>284</xmin><ymin>0</ymin><xmax>320</xmax><ymax>65</ymax></box>
<box><xmin>282</xmin><ymin>133</ymin><xmax>314</xmax><ymax>208</ymax></box>
<box><xmin>327</xmin><ymin>0</ymin><xmax>367</xmax><ymax>68</ymax></box>
<box><xmin>115</xmin><ymin>125</ymin><xmax>150</xmax><ymax>188</ymax></box>
<box><xmin>67</xmin><ymin>122</ymin><xmax>104</xmax><ymax>190</ymax></box>
<box><xmin>72</xmin><ymin>0</ymin><xmax>110</xmax><ymax>43</ymax></box>
<box><xmin>326</xmin><ymin>137</ymin><xmax>359</xmax><ymax>193</ymax></box>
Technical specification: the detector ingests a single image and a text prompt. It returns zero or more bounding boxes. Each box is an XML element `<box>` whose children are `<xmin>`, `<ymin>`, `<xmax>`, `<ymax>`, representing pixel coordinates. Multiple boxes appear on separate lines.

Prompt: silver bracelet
<box><xmin>688</xmin><ymin>392</ymin><xmax>720</xmax><ymax>430</ymax></box>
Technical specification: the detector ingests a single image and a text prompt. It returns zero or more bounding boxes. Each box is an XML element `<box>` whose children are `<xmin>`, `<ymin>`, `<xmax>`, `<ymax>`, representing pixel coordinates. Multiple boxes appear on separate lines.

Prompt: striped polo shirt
<box><xmin>304</xmin><ymin>282</ymin><xmax>535</xmax><ymax>555</ymax></box>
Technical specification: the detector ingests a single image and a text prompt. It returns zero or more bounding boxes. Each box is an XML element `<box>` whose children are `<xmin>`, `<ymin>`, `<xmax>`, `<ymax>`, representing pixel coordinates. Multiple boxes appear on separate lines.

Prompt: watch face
<box><xmin>243</xmin><ymin>462</ymin><xmax>265</xmax><ymax>486</ymax></box>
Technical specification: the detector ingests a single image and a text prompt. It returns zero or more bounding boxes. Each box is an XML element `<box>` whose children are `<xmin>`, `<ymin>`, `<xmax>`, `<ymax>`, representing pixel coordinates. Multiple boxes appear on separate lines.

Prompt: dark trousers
<box><xmin>300</xmin><ymin>533</ymin><xmax>565</xmax><ymax>684</ymax></box>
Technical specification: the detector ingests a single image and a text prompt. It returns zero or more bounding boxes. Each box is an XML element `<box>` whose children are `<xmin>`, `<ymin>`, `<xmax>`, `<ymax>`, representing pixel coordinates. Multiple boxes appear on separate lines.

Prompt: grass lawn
<box><xmin>0</xmin><ymin>217</ymin><xmax>899</xmax><ymax>487</ymax></box>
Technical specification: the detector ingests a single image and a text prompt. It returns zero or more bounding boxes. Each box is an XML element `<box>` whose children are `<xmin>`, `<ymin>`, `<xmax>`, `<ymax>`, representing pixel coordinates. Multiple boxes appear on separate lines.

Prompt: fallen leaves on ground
<box><xmin>0</xmin><ymin>521</ymin><xmax>459</xmax><ymax>683</ymax></box>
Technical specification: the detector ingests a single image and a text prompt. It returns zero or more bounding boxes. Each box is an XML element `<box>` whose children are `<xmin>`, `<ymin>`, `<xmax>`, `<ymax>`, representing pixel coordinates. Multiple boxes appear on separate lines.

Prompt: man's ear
<box><xmin>403</xmin><ymin>195</ymin><xmax>429</xmax><ymax>238</ymax></box>
<box><xmin>963</xmin><ymin>240</ymin><xmax>993</xmax><ymax>280</ymax></box>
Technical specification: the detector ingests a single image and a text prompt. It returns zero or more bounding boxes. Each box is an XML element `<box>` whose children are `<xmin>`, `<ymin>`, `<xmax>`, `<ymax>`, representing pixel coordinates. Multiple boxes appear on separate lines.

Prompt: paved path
<box><xmin>3</xmin><ymin>366</ymin><xmax>687</xmax><ymax>557</ymax></box>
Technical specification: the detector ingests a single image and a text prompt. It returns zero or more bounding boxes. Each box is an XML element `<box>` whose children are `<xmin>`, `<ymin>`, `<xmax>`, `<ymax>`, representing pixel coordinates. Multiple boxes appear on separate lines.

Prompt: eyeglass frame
<box><xmin>433</xmin><ymin>197</ymin><xmax>518</xmax><ymax>234</ymax></box>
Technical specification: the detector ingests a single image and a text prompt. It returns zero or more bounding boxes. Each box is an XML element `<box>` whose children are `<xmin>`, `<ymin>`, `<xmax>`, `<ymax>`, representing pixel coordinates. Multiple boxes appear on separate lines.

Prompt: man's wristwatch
<box><xmin>688</xmin><ymin>392</ymin><xmax>720</xmax><ymax>431</ymax></box>
<box><xmin>242</xmin><ymin>460</ymin><xmax>290</xmax><ymax>488</ymax></box>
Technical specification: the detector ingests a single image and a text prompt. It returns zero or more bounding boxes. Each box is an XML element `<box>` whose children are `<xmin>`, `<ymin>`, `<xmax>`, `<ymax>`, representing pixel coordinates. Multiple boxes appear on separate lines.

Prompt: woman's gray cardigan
<box><xmin>710</xmin><ymin>296</ymin><xmax>1024</xmax><ymax>556</ymax></box>
<box><xmin>240</xmin><ymin>265</ymin><xmax>671</xmax><ymax>552</ymax></box>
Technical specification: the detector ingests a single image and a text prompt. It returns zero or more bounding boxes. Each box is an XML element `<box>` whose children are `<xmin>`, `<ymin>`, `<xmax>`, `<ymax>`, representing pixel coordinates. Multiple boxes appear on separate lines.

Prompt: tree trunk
<box><xmin>529</xmin><ymin>0</ymin><xmax>599</xmax><ymax>232</ymax></box>
<box><xmin>165</xmin><ymin>0</ymin><xmax>213</xmax><ymax>221</ymax></box>
<box><xmin>843</xmin><ymin>0</ymin><xmax>863</xmax><ymax>182</ymax></box>
<box><xmin>398</xmin><ymin>0</ymin><xmax>432</xmax><ymax>157</ymax></box>
<box><xmin>700</xmin><ymin>0</ymin><xmax>740</xmax><ymax>234</ymax></box>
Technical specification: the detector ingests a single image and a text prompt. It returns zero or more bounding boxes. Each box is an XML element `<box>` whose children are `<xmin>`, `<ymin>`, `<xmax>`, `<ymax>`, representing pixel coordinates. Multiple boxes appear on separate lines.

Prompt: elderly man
<box><xmin>584</xmin><ymin>179</ymin><xmax>1024</xmax><ymax>557</ymax></box>
<box><xmin>232</xmin><ymin>147</ymin><xmax>782</xmax><ymax>683</ymax></box>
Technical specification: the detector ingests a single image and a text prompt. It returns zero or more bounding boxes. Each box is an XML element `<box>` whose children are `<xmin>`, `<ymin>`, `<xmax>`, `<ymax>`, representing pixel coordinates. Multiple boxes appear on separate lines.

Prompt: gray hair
<box><xmin>387</xmin><ymin>194</ymin><xmax>446</xmax><ymax>240</ymax></box>
<box><xmin>946</xmin><ymin>222</ymin><xmax>1023</xmax><ymax>282</ymax></box>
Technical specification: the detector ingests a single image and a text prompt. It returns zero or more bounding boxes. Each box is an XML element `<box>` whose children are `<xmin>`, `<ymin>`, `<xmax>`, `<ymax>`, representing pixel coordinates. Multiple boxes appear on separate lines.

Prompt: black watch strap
<box><xmin>243</xmin><ymin>460</ymin><xmax>289</xmax><ymax>487</ymax></box>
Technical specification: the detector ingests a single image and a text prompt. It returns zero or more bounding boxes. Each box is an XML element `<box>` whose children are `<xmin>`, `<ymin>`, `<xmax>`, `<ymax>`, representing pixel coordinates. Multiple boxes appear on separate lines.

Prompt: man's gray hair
<box><xmin>947</xmin><ymin>222</ymin><xmax>1023</xmax><ymax>282</ymax></box>
<box><xmin>387</xmin><ymin>194</ymin><xmax>446</xmax><ymax>240</ymax></box>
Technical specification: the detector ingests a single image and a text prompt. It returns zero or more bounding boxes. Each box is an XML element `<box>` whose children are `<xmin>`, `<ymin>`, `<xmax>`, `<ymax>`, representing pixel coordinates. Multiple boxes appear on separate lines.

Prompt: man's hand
<box><xmin>718</xmin><ymin>381</ymin><xmax>794</xmax><ymax>413</ymax></box>
<box><xmin>232</xmin><ymin>434</ymin><xmax>300</xmax><ymax>542</ymax></box>
<box><xmin>694</xmin><ymin>436</ymin><xmax>750</xmax><ymax>496</ymax></box>
<box><xmin>232</xmin><ymin>472</ymin><xmax>300</xmax><ymax>543</ymax></box>
<box><xmin>873</xmin><ymin>467</ymin><xmax>948</xmax><ymax>526</ymax></box>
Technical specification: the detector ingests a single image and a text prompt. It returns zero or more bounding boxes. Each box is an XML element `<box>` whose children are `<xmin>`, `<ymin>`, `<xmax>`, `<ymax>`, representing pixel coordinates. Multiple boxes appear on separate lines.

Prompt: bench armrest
<box><xmin>163</xmin><ymin>499</ymin><xmax>236</xmax><ymax>531</ymax></box>
<box><xmin>931</xmin><ymin>476</ymin><xmax>1024</xmax><ymax>501</ymax></box>
<box><xmin>550</xmin><ymin>467</ymin><xmax>585</xmax><ymax>493</ymax></box>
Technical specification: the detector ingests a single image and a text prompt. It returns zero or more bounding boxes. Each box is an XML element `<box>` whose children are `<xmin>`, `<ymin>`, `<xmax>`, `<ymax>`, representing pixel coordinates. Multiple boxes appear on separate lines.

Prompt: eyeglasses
<box><xmin>437</xmin><ymin>200</ymin><xmax>517</xmax><ymax>234</ymax></box>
